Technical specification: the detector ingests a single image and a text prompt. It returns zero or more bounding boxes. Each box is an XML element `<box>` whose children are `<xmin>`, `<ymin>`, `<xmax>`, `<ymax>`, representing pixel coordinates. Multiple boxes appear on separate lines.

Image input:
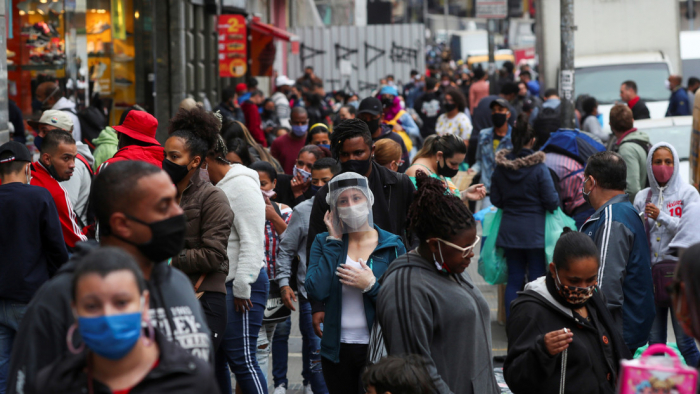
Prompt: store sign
<box><xmin>218</xmin><ymin>14</ymin><xmax>247</xmax><ymax>78</ymax></box>
<box><xmin>476</xmin><ymin>0</ymin><xmax>508</xmax><ymax>19</ymax></box>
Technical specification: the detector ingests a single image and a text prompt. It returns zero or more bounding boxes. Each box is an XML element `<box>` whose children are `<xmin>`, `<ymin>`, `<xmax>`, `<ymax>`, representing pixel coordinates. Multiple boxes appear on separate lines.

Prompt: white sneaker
<box><xmin>304</xmin><ymin>385</ymin><xmax>313</xmax><ymax>394</ymax></box>
<box><xmin>273</xmin><ymin>386</ymin><xmax>286</xmax><ymax>394</ymax></box>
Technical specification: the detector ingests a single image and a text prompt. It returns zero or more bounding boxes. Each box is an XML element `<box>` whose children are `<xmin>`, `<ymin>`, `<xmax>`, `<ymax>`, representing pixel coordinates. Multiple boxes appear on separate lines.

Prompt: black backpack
<box><xmin>60</xmin><ymin>107</ymin><xmax>106</xmax><ymax>150</ymax></box>
<box><xmin>533</xmin><ymin>106</ymin><xmax>562</xmax><ymax>149</ymax></box>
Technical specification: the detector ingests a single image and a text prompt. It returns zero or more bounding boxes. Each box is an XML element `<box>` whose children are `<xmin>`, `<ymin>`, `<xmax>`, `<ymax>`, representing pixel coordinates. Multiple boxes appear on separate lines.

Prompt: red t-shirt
<box><xmin>270</xmin><ymin>133</ymin><xmax>307</xmax><ymax>175</ymax></box>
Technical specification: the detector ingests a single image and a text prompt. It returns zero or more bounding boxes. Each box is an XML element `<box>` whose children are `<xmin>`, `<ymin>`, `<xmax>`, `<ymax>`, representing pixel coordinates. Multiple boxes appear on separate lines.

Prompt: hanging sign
<box><xmin>218</xmin><ymin>14</ymin><xmax>247</xmax><ymax>78</ymax></box>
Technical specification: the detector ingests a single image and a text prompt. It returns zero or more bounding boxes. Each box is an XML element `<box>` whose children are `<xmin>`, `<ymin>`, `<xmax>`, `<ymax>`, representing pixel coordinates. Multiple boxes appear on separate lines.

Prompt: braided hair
<box><xmin>407</xmin><ymin>172</ymin><xmax>476</xmax><ymax>241</ymax></box>
<box><xmin>330</xmin><ymin>118</ymin><xmax>373</xmax><ymax>160</ymax></box>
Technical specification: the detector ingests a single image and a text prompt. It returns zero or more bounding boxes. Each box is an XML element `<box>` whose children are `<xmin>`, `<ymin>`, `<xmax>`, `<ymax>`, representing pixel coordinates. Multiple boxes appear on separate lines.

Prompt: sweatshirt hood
<box><xmin>92</xmin><ymin>127</ymin><xmax>119</xmax><ymax>146</ymax></box>
<box><xmin>75</xmin><ymin>142</ymin><xmax>94</xmax><ymax>165</ymax></box>
<box><xmin>646</xmin><ymin>142</ymin><xmax>682</xmax><ymax>199</ymax></box>
<box><xmin>495</xmin><ymin>149</ymin><xmax>545</xmax><ymax>182</ymax></box>
<box><xmin>216</xmin><ymin>163</ymin><xmax>261</xmax><ymax>189</ymax></box>
<box><xmin>52</xmin><ymin>97</ymin><xmax>76</xmax><ymax>111</ymax></box>
<box><xmin>522</xmin><ymin>276</ymin><xmax>573</xmax><ymax>317</ymax></box>
<box><xmin>113</xmin><ymin>145</ymin><xmax>165</xmax><ymax>165</ymax></box>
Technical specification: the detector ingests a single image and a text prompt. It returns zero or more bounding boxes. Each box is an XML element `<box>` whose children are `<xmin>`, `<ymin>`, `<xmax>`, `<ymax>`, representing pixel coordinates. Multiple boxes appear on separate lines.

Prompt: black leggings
<box><xmin>321</xmin><ymin>343</ymin><xmax>368</xmax><ymax>394</ymax></box>
<box><xmin>199</xmin><ymin>291</ymin><xmax>227</xmax><ymax>350</ymax></box>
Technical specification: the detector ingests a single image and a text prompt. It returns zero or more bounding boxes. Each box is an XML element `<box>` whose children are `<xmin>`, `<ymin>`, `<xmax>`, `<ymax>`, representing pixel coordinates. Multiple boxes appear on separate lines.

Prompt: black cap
<box><xmin>357</xmin><ymin>97</ymin><xmax>382</xmax><ymax>116</ymax></box>
<box><xmin>490</xmin><ymin>98</ymin><xmax>510</xmax><ymax>110</ymax></box>
<box><xmin>0</xmin><ymin>141</ymin><xmax>32</xmax><ymax>164</ymax></box>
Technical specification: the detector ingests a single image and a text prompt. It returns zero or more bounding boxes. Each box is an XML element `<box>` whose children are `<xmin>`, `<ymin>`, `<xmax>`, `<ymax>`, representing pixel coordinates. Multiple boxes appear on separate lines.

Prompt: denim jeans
<box><xmin>649</xmin><ymin>304</ymin><xmax>700</xmax><ymax>367</ymax></box>
<box><xmin>0</xmin><ymin>300</ymin><xmax>27</xmax><ymax>394</ymax></box>
<box><xmin>299</xmin><ymin>297</ymin><xmax>328</xmax><ymax>393</ymax></box>
<box><xmin>216</xmin><ymin>269</ymin><xmax>270</xmax><ymax>394</ymax></box>
<box><xmin>504</xmin><ymin>248</ymin><xmax>546</xmax><ymax>319</ymax></box>
<box><xmin>257</xmin><ymin>322</ymin><xmax>277</xmax><ymax>385</ymax></box>
<box><xmin>271</xmin><ymin>317</ymin><xmax>290</xmax><ymax>389</ymax></box>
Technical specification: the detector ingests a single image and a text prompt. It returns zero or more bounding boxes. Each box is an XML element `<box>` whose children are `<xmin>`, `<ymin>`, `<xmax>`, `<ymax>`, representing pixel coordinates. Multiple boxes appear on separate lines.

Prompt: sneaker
<box><xmin>273</xmin><ymin>386</ymin><xmax>286</xmax><ymax>394</ymax></box>
<box><xmin>304</xmin><ymin>385</ymin><xmax>313</xmax><ymax>394</ymax></box>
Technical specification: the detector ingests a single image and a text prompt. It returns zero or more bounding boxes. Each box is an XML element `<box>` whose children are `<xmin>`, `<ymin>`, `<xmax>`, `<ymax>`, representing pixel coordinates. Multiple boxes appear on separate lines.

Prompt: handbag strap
<box><xmin>194</xmin><ymin>274</ymin><xmax>206</xmax><ymax>292</ymax></box>
<box><xmin>643</xmin><ymin>189</ymin><xmax>653</xmax><ymax>243</ymax></box>
<box><xmin>559</xmin><ymin>348</ymin><xmax>568</xmax><ymax>394</ymax></box>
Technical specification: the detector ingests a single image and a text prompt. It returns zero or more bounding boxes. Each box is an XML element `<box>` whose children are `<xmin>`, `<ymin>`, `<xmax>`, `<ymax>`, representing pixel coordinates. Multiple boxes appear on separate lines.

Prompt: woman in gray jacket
<box><xmin>377</xmin><ymin>174</ymin><xmax>498</xmax><ymax>394</ymax></box>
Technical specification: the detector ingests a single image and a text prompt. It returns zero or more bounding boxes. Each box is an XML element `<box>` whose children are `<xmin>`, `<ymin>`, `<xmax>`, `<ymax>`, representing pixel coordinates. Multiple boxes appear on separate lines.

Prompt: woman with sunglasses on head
<box><xmin>30</xmin><ymin>247</ymin><xmax>219</xmax><ymax>394</ymax></box>
<box><xmin>306</xmin><ymin>172</ymin><xmax>406</xmax><ymax>394</ymax></box>
<box><xmin>377</xmin><ymin>173</ymin><xmax>497</xmax><ymax>394</ymax></box>
<box><xmin>504</xmin><ymin>229</ymin><xmax>631</xmax><ymax>394</ymax></box>
<box><xmin>490</xmin><ymin>113</ymin><xmax>560</xmax><ymax>319</ymax></box>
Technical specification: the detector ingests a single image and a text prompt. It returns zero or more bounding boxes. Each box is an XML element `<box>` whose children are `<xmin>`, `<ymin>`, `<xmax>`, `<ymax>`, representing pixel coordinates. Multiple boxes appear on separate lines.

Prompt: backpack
<box><xmin>614</xmin><ymin>139</ymin><xmax>652</xmax><ymax>188</ymax></box>
<box><xmin>540</xmin><ymin>128</ymin><xmax>606</xmax><ymax>165</ymax></box>
<box><xmin>533</xmin><ymin>106</ymin><xmax>562</xmax><ymax>147</ymax></box>
<box><xmin>60</xmin><ymin>107</ymin><xmax>106</xmax><ymax>151</ymax></box>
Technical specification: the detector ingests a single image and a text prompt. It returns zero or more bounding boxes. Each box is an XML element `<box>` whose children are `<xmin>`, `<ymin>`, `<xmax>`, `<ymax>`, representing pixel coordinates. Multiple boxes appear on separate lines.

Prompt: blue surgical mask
<box><xmin>318</xmin><ymin>144</ymin><xmax>331</xmax><ymax>150</ymax></box>
<box><xmin>34</xmin><ymin>135</ymin><xmax>43</xmax><ymax>151</ymax></box>
<box><xmin>310</xmin><ymin>184</ymin><xmax>322</xmax><ymax>195</ymax></box>
<box><xmin>291</xmin><ymin>124</ymin><xmax>309</xmax><ymax>137</ymax></box>
<box><xmin>78</xmin><ymin>301</ymin><xmax>144</xmax><ymax>360</ymax></box>
<box><xmin>348</xmin><ymin>101</ymin><xmax>359</xmax><ymax>109</ymax></box>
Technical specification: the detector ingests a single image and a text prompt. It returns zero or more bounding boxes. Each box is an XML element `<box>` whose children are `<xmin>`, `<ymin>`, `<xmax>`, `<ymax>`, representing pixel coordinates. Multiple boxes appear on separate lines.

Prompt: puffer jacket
<box><xmin>633</xmin><ymin>142</ymin><xmax>700</xmax><ymax>264</ymax></box>
<box><xmin>171</xmin><ymin>169</ymin><xmax>234</xmax><ymax>294</ymax></box>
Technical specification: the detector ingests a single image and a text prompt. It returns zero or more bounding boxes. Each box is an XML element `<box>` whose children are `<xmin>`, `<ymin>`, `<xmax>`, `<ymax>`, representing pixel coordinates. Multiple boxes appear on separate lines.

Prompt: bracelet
<box><xmin>362</xmin><ymin>277</ymin><xmax>376</xmax><ymax>293</ymax></box>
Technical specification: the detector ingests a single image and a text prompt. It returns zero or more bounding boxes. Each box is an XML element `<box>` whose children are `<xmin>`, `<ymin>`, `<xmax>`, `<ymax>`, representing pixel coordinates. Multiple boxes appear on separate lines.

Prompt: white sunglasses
<box><xmin>430</xmin><ymin>235</ymin><xmax>481</xmax><ymax>258</ymax></box>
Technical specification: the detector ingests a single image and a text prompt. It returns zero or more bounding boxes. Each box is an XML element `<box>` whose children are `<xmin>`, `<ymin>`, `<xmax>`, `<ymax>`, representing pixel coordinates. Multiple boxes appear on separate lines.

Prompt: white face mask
<box><xmin>665</xmin><ymin>80</ymin><xmax>672</xmax><ymax>90</ymax></box>
<box><xmin>337</xmin><ymin>204</ymin><xmax>369</xmax><ymax>231</ymax></box>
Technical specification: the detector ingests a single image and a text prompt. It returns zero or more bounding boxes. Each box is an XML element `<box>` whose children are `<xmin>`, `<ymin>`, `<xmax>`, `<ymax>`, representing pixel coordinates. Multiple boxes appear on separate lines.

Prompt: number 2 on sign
<box><xmin>669</xmin><ymin>207</ymin><xmax>683</xmax><ymax>217</ymax></box>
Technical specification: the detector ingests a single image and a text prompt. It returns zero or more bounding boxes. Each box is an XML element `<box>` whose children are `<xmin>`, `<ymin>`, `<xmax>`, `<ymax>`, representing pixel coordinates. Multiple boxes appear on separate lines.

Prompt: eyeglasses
<box><xmin>431</xmin><ymin>235</ymin><xmax>481</xmax><ymax>258</ymax></box>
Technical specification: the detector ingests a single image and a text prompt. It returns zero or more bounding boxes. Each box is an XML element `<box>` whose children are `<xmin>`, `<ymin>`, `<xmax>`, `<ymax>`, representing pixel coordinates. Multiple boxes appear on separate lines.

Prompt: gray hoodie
<box><xmin>633</xmin><ymin>142</ymin><xmax>700</xmax><ymax>263</ymax></box>
<box><xmin>376</xmin><ymin>252</ymin><xmax>498</xmax><ymax>394</ymax></box>
<box><xmin>62</xmin><ymin>142</ymin><xmax>94</xmax><ymax>226</ymax></box>
<box><xmin>52</xmin><ymin>97</ymin><xmax>82</xmax><ymax>143</ymax></box>
<box><xmin>277</xmin><ymin>197</ymin><xmax>313</xmax><ymax>298</ymax></box>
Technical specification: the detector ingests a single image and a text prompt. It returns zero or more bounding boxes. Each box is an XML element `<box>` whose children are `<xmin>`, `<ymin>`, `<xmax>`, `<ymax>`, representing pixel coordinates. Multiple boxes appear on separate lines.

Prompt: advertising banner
<box><xmin>218</xmin><ymin>14</ymin><xmax>247</xmax><ymax>78</ymax></box>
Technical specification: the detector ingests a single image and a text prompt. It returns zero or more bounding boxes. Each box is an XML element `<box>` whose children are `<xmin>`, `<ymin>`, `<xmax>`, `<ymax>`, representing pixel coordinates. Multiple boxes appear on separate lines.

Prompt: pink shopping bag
<box><xmin>618</xmin><ymin>344</ymin><xmax>698</xmax><ymax>393</ymax></box>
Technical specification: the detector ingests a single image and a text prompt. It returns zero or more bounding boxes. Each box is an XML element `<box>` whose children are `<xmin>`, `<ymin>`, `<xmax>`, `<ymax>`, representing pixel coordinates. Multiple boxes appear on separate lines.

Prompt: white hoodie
<box><xmin>216</xmin><ymin>164</ymin><xmax>266</xmax><ymax>298</ymax></box>
<box><xmin>52</xmin><ymin>97</ymin><xmax>82</xmax><ymax>143</ymax></box>
<box><xmin>633</xmin><ymin>142</ymin><xmax>700</xmax><ymax>264</ymax></box>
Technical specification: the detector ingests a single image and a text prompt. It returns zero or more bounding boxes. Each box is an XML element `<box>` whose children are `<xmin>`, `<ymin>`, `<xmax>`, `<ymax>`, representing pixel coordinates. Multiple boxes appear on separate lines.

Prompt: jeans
<box><xmin>216</xmin><ymin>269</ymin><xmax>270</xmax><ymax>394</ymax></box>
<box><xmin>257</xmin><ymin>322</ymin><xmax>277</xmax><ymax>385</ymax></box>
<box><xmin>0</xmin><ymin>300</ymin><xmax>27</xmax><ymax>394</ymax></box>
<box><xmin>321</xmin><ymin>344</ymin><xmax>368</xmax><ymax>394</ymax></box>
<box><xmin>271</xmin><ymin>317</ymin><xmax>290</xmax><ymax>389</ymax></box>
<box><xmin>299</xmin><ymin>298</ymin><xmax>327</xmax><ymax>393</ymax></box>
<box><xmin>649</xmin><ymin>304</ymin><xmax>700</xmax><ymax>367</ymax></box>
<box><xmin>504</xmin><ymin>248</ymin><xmax>546</xmax><ymax>319</ymax></box>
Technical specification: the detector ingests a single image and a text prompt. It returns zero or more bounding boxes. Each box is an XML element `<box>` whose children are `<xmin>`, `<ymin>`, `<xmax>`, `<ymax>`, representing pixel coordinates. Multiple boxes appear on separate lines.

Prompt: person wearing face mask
<box><xmin>337</xmin><ymin>105</ymin><xmax>356</xmax><ymax>123</ymax></box>
<box><xmin>345</xmin><ymin>92</ymin><xmax>360</xmax><ymax>110</ymax></box>
<box><xmin>7</xmin><ymin>161</ymin><xmax>213</xmax><ymax>394</ymax></box>
<box><xmin>406</xmin><ymin>134</ymin><xmax>486</xmax><ymax>200</ymax></box>
<box><xmin>30</xmin><ymin>129</ymin><xmax>88</xmax><ymax>251</ymax></box>
<box><xmin>241</xmin><ymin>90</ymin><xmax>268</xmax><ymax>147</ymax></box>
<box><xmin>378</xmin><ymin>86</ymin><xmax>420</xmax><ymax>142</ymax></box>
<box><xmin>357</xmin><ymin>97</ymin><xmax>409</xmax><ymax>173</ymax></box>
<box><xmin>163</xmin><ymin>107</ymin><xmax>234</xmax><ymax>369</ymax></box>
<box><xmin>29</xmin><ymin>248</ymin><xmax>219</xmax><ymax>394</ymax></box>
<box><xmin>272</xmin><ymin>76</ymin><xmax>295</xmax><ymax>128</ymax></box>
<box><xmin>666</xmin><ymin>74</ymin><xmax>691</xmax><ymax>117</ymax></box>
<box><xmin>579</xmin><ymin>151</ymin><xmax>654</xmax><ymax>355</ymax></box>
<box><xmin>490</xmin><ymin>116</ymin><xmax>560</xmax><ymax>318</ymax></box>
<box><xmin>34</xmin><ymin>81</ymin><xmax>82</xmax><ymax>143</ymax></box>
<box><xmin>377</xmin><ymin>174</ymin><xmax>498</xmax><ymax>394</ymax></box>
<box><xmin>307</xmin><ymin>172</ymin><xmax>406</xmax><ymax>394</ymax></box>
<box><xmin>261</xmin><ymin>98</ymin><xmax>282</xmax><ymax>145</ymax></box>
<box><xmin>203</xmin><ymin>136</ymin><xmax>268</xmax><ymax>394</ymax></box>
<box><xmin>306</xmin><ymin>122</ymin><xmax>332</xmax><ymax>149</ymax></box>
<box><xmin>373</xmin><ymin>138</ymin><xmax>403</xmax><ymax>173</ymax></box>
<box><xmin>504</xmin><ymin>229</ymin><xmax>632</xmax><ymax>394</ymax></box>
<box><xmin>633</xmin><ymin>143</ymin><xmax>700</xmax><ymax>367</ymax></box>
<box><xmin>274</xmin><ymin>144</ymin><xmax>327</xmax><ymax>209</ymax></box>
<box><xmin>0</xmin><ymin>142</ymin><xmax>69</xmax><ymax>392</ymax></box>
<box><xmin>435</xmin><ymin>87</ymin><xmax>473</xmax><ymax>141</ymax></box>
<box><xmin>468</xmin><ymin>98</ymin><xmax>514</xmax><ymax>208</ymax></box>
<box><xmin>271</xmin><ymin>107</ymin><xmax>311</xmax><ymax>175</ymax></box>
<box><xmin>306</xmin><ymin>119</ymin><xmax>415</xmax><ymax>350</ymax></box>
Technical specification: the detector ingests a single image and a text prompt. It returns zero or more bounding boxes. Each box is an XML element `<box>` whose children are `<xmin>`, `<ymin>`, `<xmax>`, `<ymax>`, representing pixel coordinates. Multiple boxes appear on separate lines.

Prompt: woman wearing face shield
<box><xmin>504</xmin><ymin>229</ymin><xmax>631</xmax><ymax>394</ymax></box>
<box><xmin>306</xmin><ymin>172</ymin><xmax>407</xmax><ymax>394</ymax></box>
<box><xmin>29</xmin><ymin>248</ymin><xmax>218</xmax><ymax>393</ymax></box>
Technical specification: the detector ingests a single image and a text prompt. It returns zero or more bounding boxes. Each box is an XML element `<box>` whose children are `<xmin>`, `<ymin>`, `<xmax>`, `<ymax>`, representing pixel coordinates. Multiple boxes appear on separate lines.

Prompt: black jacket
<box><xmin>414</xmin><ymin>90</ymin><xmax>443</xmax><ymax>138</ymax></box>
<box><xmin>306</xmin><ymin>162</ymin><xmax>416</xmax><ymax>313</ymax></box>
<box><xmin>630</xmin><ymin>99</ymin><xmax>651</xmax><ymax>120</ymax></box>
<box><xmin>30</xmin><ymin>330</ymin><xmax>220</xmax><ymax>394</ymax></box>
<box><xmin>504</xmin><ymin>274</ymin><xmax>631</xmax><ymax>394</ymax></box>
<box><xmin>7</xmin><ymin>242</ymin><xmax>213</xmax><ymax>394</ymax></box>
<box><xmin>274</xmin><ymin>173</ymin><xmax>314</xmax><ymax>208</ymax></box>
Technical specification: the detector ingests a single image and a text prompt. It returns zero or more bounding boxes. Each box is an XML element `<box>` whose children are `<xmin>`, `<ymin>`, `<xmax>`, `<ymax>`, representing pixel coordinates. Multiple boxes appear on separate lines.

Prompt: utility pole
<box><xmin>560</xmin><ymin>0</ymin><xmax>576</xmax><ymax>129</ymax></box>
<box><xmin>689</xmin><ymin>0</ymin><xmax>695</xmax><ymax>31</ymax></box>
<box><xmin>488</xmin><ymin>19</ymin><xmax>499</xmax><ymax>95</ymax></box>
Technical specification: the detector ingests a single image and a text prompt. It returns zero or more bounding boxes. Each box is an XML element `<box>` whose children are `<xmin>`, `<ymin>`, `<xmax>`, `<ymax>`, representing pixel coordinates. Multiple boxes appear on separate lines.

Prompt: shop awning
<box><xmin>248</xmin><ymin>17</ymin><xmax>297</xmax><ymax>42</ymax></box>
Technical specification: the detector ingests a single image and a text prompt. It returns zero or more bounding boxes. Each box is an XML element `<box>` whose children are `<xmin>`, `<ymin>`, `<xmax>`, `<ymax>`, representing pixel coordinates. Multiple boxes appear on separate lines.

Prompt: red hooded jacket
<box><xmin>96</xmin><ymin>145</ymin><xmax>165</xmax><ymax>175</ymax></box>
<box><xmin>241</xmin><ymin>101</ymin><xmax>268</xmax><ymax>147</ymax></box>
<box><xmin>30</xmin><ymin>162</ymin><xmax>88</xmax><ymax>249</ymax></box>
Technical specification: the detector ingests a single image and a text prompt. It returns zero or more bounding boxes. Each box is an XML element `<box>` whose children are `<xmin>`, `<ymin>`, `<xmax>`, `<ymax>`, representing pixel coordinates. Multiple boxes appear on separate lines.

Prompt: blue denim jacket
<box><xmin>472</xmin><ymin>126</ymin><xmax>513</xmax><ymax>192</ymax></box>
<box><xmin>306</xmin><ymin>226</ymin><xmax>406</xmax><ymax>363</ymax></box>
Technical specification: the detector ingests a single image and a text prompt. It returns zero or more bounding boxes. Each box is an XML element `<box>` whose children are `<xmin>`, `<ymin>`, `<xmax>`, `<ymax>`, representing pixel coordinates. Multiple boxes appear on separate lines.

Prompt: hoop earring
<box><xmin>142</xmin><ymin>318</ymin><xmax>155</xmax><ymax>347</ymax></box>
<box><xmin>67</xmin><ymin>323</ymin><xmax>85</xmax><ymax>354</ymax></box>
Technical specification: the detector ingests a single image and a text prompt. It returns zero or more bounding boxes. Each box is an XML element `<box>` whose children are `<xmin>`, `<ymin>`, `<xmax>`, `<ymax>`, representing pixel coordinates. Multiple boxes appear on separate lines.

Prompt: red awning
<box><xmin>248</xmin><ymin>17</ymin><xmax>297</xmax><ymax>42</ymax></box>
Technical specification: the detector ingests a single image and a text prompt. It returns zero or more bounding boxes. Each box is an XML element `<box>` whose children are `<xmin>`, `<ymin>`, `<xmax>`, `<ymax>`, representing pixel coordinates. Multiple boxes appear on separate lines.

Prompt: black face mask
<box><xmin>364</xmin><ymin>118</ymin><xmax>380</xmax><ymax>133</ymax></box>
<box><xmin>340</xmin><ymin>155</ymin><xmax>372</xmax><ymax>176</ymax></box>
<box><xmin>46</xmin><ymin>162</ymin><xmax>67</xmax><ymax>182</ymax></box>
<box><xmin>120</xmin><ymin>214</ymin><xmax>187</xmax><ymax>263</ymax></box>
<box><xmin>443</xmin><ymin>103</ymin><xmax>457</xmax><ymax>112</ymax></box>
<box><xmin>381</xmin><ymin>98</ymin><xmax>393</xmax><ymax>108</ymax></box>
<box><xmin>436</xmin><ymin>157</ymin><xmax>459</xmax><ymax>178</ymax></box>
<box><xmin>492</xmin><ymin>113</ymin><xmax>507</xmax><ymax>128</ymax></box>
<box><xmin>162</xmin><ymin>158</ymin><xmax>192</xmax><ymax>185</ymax></box>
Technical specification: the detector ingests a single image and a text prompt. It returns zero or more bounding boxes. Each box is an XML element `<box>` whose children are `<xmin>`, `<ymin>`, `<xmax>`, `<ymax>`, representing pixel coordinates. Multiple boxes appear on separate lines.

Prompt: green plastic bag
<box><xmin>478</xmin><ymin>208</ymin><xmax>508</xmax><ymax>285</ymax></box>
<box><xmin>544</xmin><ymin>208</ymin><xmax>577</xmax><ymax>264</ymax></box>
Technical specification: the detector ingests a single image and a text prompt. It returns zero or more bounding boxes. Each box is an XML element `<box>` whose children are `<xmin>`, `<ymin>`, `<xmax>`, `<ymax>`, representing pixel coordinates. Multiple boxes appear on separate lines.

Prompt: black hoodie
<box><xmin>6</xmin><ymin>242</ymin><xmax>213</xmax><ymax>394</ymax></box>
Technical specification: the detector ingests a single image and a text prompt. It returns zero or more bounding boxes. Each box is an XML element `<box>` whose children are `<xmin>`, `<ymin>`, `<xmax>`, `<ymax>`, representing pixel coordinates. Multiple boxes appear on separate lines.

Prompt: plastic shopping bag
<box><xmin>544</xmin><ymin>208</ymin><xmax>577</xmax><ymax>264</ymax></box>
<box><xmin>478</xmin><ymin>208</ymin><xmax>508</xmax><ymax>285</ymax></box>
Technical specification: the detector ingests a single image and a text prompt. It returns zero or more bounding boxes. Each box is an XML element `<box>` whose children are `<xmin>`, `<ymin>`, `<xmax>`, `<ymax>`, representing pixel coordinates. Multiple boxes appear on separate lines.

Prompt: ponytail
<box><xmin>511</xmin><ymin>113</ymin><xmax>535</xmax><ymax>155</ymax></box>
<box><xmin>412</xmin><ymin>134</ymin><xmax>467</xmax><ymax>164</ymax></box>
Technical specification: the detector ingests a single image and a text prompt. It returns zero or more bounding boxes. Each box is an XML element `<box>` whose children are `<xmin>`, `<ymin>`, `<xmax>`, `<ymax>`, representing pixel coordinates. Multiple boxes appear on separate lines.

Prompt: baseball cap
<box><xmin>357</xmin><ymin>97</ymin><xmax>382</xmax><ymax>116</ymax></box>
<box><xmin>276</xmin><ymin>75</ymin><xmax>295</xmax><ymax>87</ymax></box>
<box><xmin>236</xmin><ymin>83</ymin><xmax>247</xmax><ymax>93</ymax></box>
<box><xmin>490</xmin><ymin>98</ymin><xmax>511</xmax><ymax>110</ymax></box>
<box><xmin>0</xmin><ymin>141</ymin><xmax>32</xmax><ymax>163</ymax></box>
<box><xmin>27</xmin><ymin>109</ymin><xmax>74</xmax><ymax>132</ymax></box>
<box><xmin>113</xmin><ymin>110</ymin><xmax>159</xmax><ymax>145</ymax></box>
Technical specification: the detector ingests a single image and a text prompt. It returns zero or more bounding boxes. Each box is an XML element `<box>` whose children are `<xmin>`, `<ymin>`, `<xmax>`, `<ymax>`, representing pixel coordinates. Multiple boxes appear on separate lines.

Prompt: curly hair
<box><xmin>330</xmin><ymin>118</ymin><xmax>372</xmax><ymax>160</ymax></box>
<box><xmin>167</xmin><ymin>107</ymin><xmax>222</xmax><ymax>163</ymax></box>
<box><xmin>406</xmin><ymin>172</ymin><xmax>476</xmax><ymax>241</ymax></box>
<box><xmin>444</xmin><ymin>87</ymin><xmax>467</xmax><ymax>112</ymax></box>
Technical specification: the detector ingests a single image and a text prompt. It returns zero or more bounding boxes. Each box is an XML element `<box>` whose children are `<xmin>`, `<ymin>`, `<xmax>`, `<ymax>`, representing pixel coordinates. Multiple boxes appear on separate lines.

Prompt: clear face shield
<box><xmin>326</xmin><ymin>174</ymin><xmax>374</xmax><ymax>235</ymax></box>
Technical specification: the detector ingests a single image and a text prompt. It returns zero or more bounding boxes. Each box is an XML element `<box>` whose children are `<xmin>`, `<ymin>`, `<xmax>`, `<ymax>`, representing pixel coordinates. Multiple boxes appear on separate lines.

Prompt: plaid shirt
<box><xmin>264</xmin><ymin>205</ymin><xmax>292</xmax><ymax>280</ymax></box>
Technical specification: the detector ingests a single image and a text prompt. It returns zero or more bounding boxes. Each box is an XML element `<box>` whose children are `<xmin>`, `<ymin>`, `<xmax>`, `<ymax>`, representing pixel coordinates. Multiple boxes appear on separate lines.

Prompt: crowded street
<box><xmin>4</xmin><ymin>0</ymin><xmax>700</xmax><ymax>394</ymax></box>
